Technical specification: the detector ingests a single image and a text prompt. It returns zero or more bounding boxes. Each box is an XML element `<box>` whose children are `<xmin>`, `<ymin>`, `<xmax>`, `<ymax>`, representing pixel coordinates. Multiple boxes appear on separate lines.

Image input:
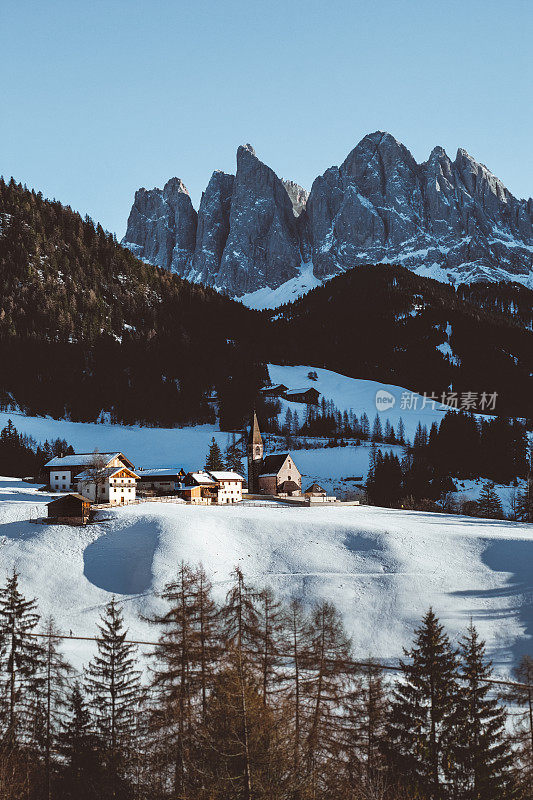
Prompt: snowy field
<box><xmin>0</xmin><ymin>478</ymin><xmax>532</xmax><ymax>678</ymax></box>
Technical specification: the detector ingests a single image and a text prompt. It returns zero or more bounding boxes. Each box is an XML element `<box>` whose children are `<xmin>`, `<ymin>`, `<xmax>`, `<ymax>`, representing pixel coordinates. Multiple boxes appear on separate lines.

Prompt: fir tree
<box><xmin>504</xmin><ymin>655</ymin><xmax>533</xmax><ymax>792</ymax></box>
<box><xmin>224</xmin><ymin>440</ymin><xmax>245</xmax><ymax>475</ymax></box>
<box><xmin>84</xmin><ymin>597</ymin><xmax>141</xmax><ymax>800</ymax></box>
<box><xmin>58</xmin><ymin>682</ymin><xmax>103</xmax><ymax>800</ymax></box>
<box><xmin>397</xmin><ymin>417</ymin><xmax>406</xmax><ymax>445</ymax></box>
<box><xmin>147</xmin><ymin>562</ymin><xmax>220</xmax><ymax>797</ymax></box>
<box><xmin>38</xmin><ymin>617</ymin><xmax>73</xmax><ymax>800</ymax></box>
<box><xmin>516</xmin><ymin>478</ymin><xmax>533</xmax><ymax>523</ymax></box>
<box><xmin>371</xmin><ymin>414</ymin><xmax>383</xmax><ymax>443</ymax></box>
<box><xmin>386</xmin><ymin>608</ymin><xmax>459</xmax><ymax>799</ymax></box>
<box><xmin>304</xmin><ymin>601</ymin><xmax>351</xmax><ymax>797</ymax></box>
<box><xmin>205</xmin><ymin>437</ymin><xmax>225</xmax><ymax>471</ymax></box>
<box><xmin>448</xmin><ymin>622</ymin><xmax>515</xmax><ymax>799</ymax></box>
<box><xmin>0</xmin><ymin>569</ymin><xmax>44</xmax><ymax>745</ymax></box>
<box><xmin>477</xmin><ymin>482</ymin><xmax>503</xmax><ymax>519</ymax></box>
<box><xmin>360</xmin><ymin>412</ymin><xmax>370</xmax><ymax>440</ymax></box>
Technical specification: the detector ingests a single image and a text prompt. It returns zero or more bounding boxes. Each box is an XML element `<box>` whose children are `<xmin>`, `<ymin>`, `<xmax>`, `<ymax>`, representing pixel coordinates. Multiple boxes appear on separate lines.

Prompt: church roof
<box><xmin>279</xmin><ymin>480</ymin><xmax>301</xmax><ymax>493</ymax></box>
<box><xmin>260</xmin><ymin>453</ymin><xmax>291</xmax><ymax>475</ymax></box>
<box><xmin>248</xmin><ymin>411</ymin><xmax>263</xmax><ymax>446</ymax></box>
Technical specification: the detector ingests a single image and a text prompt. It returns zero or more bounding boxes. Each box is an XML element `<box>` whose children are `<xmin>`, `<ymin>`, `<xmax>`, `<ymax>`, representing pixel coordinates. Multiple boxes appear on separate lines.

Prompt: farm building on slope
<box><xmin>47</xmin><ymin>493</ymin><xmax>92</xmax><ymax>525</ymax></box>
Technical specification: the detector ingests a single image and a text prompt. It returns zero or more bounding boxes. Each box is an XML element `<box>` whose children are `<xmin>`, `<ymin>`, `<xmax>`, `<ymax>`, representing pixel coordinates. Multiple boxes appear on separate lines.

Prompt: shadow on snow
<box><xmin>83</xmin><ymin>521</ymin><xmax>160</xmax><ymax>596</ymax></box>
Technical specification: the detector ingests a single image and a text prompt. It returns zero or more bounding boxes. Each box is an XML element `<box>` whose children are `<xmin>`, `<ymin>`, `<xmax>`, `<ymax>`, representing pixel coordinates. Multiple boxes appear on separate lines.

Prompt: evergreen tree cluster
<box><xmin>0</xmin><ymin>567</ymin><xmax>530</xmax><ymax>800</ymax></box>
<box><xmin>0</xmin><ymin>419</ymin><xmax>74</xmax><ymax>478</ymax></box>
<box><xmin>366</xmin><ymin>412</ymin><xmax>530</xmax><ymax>517</ymax></box>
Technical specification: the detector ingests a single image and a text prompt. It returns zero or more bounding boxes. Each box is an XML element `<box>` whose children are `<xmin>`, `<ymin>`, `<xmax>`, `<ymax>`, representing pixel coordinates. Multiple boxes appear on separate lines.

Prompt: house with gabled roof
<box><xmin>45</xmin><ymin>452</ymin><xmax>139</xmax><ymax>505</ymax></box>
<box><xmin>45</xmin><ymin>452</ymin><xmax>135</xmax><ymax>493</ymax></box>
<box><xmin>75</xmin><ymin>465</ymin><xmax>139</xmax><ymax>505</ymax></box>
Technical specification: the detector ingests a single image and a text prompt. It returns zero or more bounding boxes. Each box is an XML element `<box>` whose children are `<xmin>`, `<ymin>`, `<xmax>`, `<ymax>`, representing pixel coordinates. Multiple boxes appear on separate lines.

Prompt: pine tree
<box><xmin>256</xmin><ymin>587</ymin><xmax>285</xmax><ymax>706</ymax></box>
<box><xmin>84</xmin><ymin>597</ymin><xmax>141</xmax><ymax>800</ymax></box>
<box><xmin>0</xmin><ymin>569</ymin><xmax>44</xmax><ymax>745</ymax></box>
<box><xmin>385</xmin><ymin>608</ymin><xmax>459</xmax><ymax>799</ymax></box>
<box><xmin>58</xmin><ymin>682</ymin><xmax>103</xmax><ymax>800</ymax></box>
<box><xmin>397</xmin><ymin>417</ymin><xmax>406</xmax><ymax>445</ymax></box>
<box><xmin>371</xmin><ymin>414</ymin><xmax>383</xmax><ymax>443</ymax></box>
<box><xmin>504</xmin><ymin>655</ymin><xmax>533</xmax><ymax>793</ymax></box>
<box><xmin>205</xmin><ymin>437</ymin><xmax>225</xmax><ymax>471</ymax></box>
<box><xmin>448</xmin><ymin>622</ymin><xmax>515</xmax><ymax>799</ymax></box>
<box><xmin>516</xmin><ymin>478</ymin><xmax>533</xmax><ymax>523</ymax></box>
<box><xmin>38</xmin><ymin>617</ymin><xmax>73</xmax><ymax>800</ymax></box>
<box><xmin>343</xmin><ymin>660</ymin><xmax>389</xmax><ymax>788</ymax></box>
<box><xmin>224</xmin><ymin>440</ymin><xmax>245</xmax><ymax>475</ymax></box>
<box><xmin>477</xmin><ymin>482</ymin><xmax>503</xmax><ymax>519</ymax></box>
<box><xmin>303</xmin><ymin>601</ymin><xmax>351</xmax><ymax>797</ymax></box>
<box><xmin>360</xmin><ymin>412</ymin><xmax>370</xmax><ymax>440</ymax></box>
<box><xmin>146</xmin><ymin>562</ymin><xmax>220</xmax><ymax>797</ymax></box>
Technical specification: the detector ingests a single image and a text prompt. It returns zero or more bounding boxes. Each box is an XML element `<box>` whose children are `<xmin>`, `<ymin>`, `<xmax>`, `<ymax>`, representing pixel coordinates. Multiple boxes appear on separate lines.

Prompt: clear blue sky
<box><xmin>2</xmin><ymin>0</ymin><xmax>531</xmax><ymax>238</ymax></box>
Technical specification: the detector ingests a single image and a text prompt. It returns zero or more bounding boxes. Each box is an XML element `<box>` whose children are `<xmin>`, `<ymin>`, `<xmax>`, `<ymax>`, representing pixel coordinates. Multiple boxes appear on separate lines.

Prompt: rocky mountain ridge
<box><xmin>122</xmin><ymin>132</ymin><xmax>533</xmax><ymax>304</ymax></box>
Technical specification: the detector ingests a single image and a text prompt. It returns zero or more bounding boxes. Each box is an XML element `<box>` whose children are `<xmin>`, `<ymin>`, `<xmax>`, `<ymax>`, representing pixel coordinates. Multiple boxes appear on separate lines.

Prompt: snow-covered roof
<box><xmin>259</xmin><ymin>384</ymin><xmax>287</xmax><ymax>392</ymax></box>
<box><xmin>208</xmin><ymin>471</ymin><xmax>244</xmax><ymax>481</ymax></box>
<box><xmin>137</xmin><ymin>468</ymin><xmax>184</xmax><ymax>478</ymax></box>
<box><xmin>284</xmin><ymin>387</ymin><xmax>319</xmax><ymax>396</ymax></box>
<box><xmin>48</xmin><ymin>492</ymin><xmax>91</xmax><ymax>504</ymax></box>
<box><xmin>76</xmin><ymin>466</ymin><xmax>139</xmax><ymax>480</ymax></box>
<box><xmin>189</xmin><ymin>471</ymin><xmax>216</xmax><ymax>484</ymax></box>
<box><xmin>45</xmin><ymin>453</ymin><xmax>122</xmax><ymax>468</ymax></box>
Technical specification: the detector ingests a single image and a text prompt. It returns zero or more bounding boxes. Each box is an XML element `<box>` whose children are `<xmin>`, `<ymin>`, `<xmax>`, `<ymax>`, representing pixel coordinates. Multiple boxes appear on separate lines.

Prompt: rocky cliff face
<box><xmin>307</xmin><ymin>132</ymin><xmax>533</xmax><ymax>285</ymax></box>
<box><xmin>123</xmin><ymin>178</ymin><xmax>197</xmax><ymax>274</ymax></box>
<box><xmin>122</xmin><ymin>133</ymin><xmax>533</xmax><ymax>303</ymax></box>
<box><xmin>215</xmin><ymin>144</ymin><xmax>302</xmax><ymax>294</ymax></box>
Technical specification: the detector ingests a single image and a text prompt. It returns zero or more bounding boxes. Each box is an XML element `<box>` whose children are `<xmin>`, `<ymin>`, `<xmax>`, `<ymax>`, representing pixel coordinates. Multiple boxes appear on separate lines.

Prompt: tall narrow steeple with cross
<box><xmin>247</xmin><ymin>411</ymin><xmax>263</xmax><ymax>494</ymax></box>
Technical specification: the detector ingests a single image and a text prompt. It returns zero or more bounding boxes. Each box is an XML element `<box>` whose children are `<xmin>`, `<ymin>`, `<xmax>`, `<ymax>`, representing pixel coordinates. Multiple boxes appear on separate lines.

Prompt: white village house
<box><xmin>44</xmin><ymin>452</ymin><xmax>139</xmax><ymax>506</ymax></box>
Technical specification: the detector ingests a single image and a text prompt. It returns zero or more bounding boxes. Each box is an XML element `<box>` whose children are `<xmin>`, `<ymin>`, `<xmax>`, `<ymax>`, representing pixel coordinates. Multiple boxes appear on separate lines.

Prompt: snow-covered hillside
<box><xmin>267</xmin><ymin>363</ymin><xmax>459</xmax><ymax>440</ymax></box>
<box><xmin>0</xmin><ymin>479</ymin><xmax>531</xmax><ymax>677</ymax></box>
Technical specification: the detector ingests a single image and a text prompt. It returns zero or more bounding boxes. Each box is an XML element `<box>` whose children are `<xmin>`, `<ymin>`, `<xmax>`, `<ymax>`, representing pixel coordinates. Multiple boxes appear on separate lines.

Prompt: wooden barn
<box><xmin>47</xmin><ymin>493</ymin><xmax>92</xmax><ymax>525</ymax></box>
<box><xmin>283</xmin><ymin>387</ymin><xmax>320</xmax><ymax>405</ymax></box>
<box><xmin>259</xmin><ymin>383</ymin><xmax>288</xmax><ymax>398</ymax></box>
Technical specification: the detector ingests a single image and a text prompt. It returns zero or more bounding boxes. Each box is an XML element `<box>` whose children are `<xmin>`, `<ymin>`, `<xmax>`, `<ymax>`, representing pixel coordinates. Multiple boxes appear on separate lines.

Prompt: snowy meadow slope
<box><xmin>0</xmin><ymin>478</ymin><xmax>531</xmax><ymax>677</ymax></box>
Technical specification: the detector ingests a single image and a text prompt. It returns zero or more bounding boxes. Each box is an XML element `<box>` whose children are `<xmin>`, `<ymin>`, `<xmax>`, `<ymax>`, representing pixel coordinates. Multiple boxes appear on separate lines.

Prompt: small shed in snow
<box><xmin>47</xmin><ymin>493</ymin><xmax>92</xmax><ymax>525</ymax></box>
<box><xmin>304</xmin><ymin>483</ymin><xmax>327</xmax><ymax>497</ymax></box>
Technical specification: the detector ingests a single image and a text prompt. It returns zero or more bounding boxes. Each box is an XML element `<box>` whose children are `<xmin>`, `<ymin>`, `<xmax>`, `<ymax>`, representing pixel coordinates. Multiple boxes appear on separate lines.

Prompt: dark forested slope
<box><xmin>267</xmin><ymin>266</ymin><xmax>533</xmax><ymax>419</ymax></box>
<box><xmin>0</xmin><ymin>178</ymin><xmax>265</xmax><ymax>426</ymax></box>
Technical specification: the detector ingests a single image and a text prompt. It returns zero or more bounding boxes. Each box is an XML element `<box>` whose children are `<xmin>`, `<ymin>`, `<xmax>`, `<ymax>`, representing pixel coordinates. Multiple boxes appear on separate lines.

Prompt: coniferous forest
<box><xmin>1</xmin><ymin>565</ymin><xmax>532</xmax><ymax>800</ymax></box>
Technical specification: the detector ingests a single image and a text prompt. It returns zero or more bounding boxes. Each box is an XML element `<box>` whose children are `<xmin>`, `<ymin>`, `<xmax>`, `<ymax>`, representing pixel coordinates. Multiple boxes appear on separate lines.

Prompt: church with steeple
<box><xmin>247</xmin><ymin>412</ymin><xmax>302</xmax><ymax>497</ymax></box>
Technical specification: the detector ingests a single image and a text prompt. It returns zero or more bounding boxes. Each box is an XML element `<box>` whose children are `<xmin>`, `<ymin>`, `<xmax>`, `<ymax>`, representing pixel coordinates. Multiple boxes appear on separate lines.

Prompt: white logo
<box><xmin>375</xmin><ymin>389</ymin><xmax>396</xmax><ymax>411</ymax></box>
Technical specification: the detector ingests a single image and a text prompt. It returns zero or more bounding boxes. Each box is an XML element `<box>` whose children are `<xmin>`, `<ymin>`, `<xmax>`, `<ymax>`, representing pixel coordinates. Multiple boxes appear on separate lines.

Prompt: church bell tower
<box><xmin>247</xmin><ymin>411</ymin><xmax>263</xmax><ymax>494</ymax></box>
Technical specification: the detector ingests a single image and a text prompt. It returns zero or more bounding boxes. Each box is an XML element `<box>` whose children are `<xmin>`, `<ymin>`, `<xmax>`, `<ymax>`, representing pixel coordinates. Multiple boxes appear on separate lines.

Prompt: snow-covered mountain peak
<box><xmin>122</xmin><ymin>133</ymin><xmax>533</xmax><ymax>305</ymax></box>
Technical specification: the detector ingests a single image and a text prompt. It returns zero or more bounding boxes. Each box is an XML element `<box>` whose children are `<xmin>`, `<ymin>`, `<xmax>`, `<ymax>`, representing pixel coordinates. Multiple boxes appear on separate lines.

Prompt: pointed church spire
<box><xmin>248</xmin><ymin>410</ymin><xmax>263</xmax><ymax>447</ymax></box>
